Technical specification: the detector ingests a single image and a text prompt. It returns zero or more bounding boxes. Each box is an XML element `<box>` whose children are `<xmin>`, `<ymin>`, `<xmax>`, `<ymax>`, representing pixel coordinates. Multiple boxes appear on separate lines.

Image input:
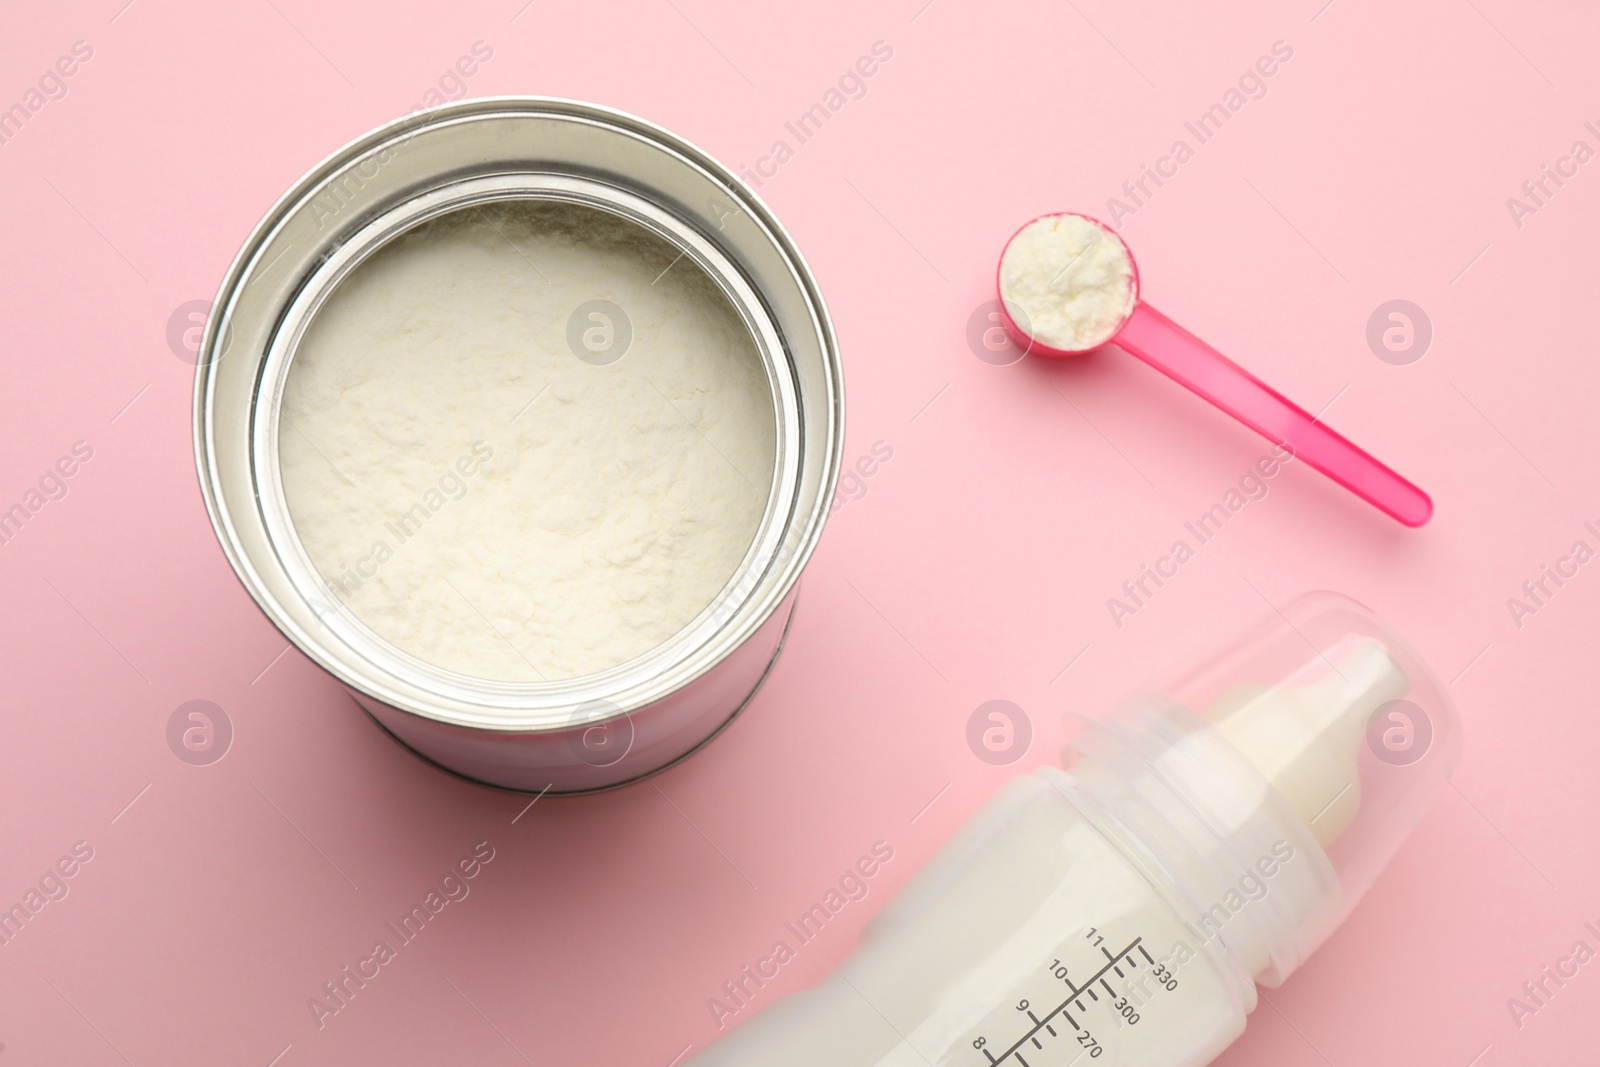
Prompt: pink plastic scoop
<box><xmin>997</xmin><ymin>212</ymin><xmax>1432</xmax><ymax>527</ymax></box>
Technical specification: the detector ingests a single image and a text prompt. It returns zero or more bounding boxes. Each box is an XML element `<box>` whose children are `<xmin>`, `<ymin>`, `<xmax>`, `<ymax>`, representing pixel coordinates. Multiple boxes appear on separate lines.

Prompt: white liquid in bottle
<box><xmin>688</xmin><ymin>594</ymin><xmax>1460</xmax><ymax>1067</ymax></box>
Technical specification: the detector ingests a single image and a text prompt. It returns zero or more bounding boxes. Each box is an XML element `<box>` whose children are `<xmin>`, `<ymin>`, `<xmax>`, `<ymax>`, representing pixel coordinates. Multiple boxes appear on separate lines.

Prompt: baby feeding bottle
<box><xmin>688</xmin><ymin>591</ymin><xmax>1461</xmax><ymax>1066</ymax></box>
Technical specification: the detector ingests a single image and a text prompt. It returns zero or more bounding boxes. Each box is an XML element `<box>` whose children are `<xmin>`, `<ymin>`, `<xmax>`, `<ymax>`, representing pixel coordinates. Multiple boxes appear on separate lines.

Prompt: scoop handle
<box><xmin>1115</xmin><ymin>303</ymin><xmax>1432</xmax><ymax>526</ymax></box>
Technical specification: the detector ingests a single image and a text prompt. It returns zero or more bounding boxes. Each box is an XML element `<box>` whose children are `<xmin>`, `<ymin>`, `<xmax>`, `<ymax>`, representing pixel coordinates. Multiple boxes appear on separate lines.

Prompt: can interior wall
<box><xmin>193</xmin><ymin>98</ymin><xmax>843</xmax><ymax>793</ymax></box>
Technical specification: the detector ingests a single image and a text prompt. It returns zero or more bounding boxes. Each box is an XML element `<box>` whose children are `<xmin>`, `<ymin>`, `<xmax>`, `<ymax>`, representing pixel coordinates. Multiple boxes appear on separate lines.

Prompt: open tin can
<box><xmin>193</xmin><ymin>98</ymin><xmax>843</xmax><ymax>793</ymax></box>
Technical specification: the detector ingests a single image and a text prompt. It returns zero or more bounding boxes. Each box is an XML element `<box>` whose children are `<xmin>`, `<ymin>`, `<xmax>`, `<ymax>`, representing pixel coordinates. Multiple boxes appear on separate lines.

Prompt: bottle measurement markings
<box><xmin>976</xmin><ymin>932</ymin><xmax>1158</xmax><ymax>1066</ymax></box>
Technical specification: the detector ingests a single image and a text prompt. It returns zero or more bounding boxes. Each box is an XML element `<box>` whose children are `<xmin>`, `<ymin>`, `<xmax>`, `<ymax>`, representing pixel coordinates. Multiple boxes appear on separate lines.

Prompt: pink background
<box><xmin>2</xmin><ymin>0</ymin><xmax>1597</xmax><ymax>1063</ymax></box>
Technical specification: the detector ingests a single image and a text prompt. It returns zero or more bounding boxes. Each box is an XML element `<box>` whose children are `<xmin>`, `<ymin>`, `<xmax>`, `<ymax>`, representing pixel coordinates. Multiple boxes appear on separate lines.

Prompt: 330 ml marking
<box><xmin>971</xmin><ymin>930</ymin><xmax>1176</xmax><ymax>1065</ymax></box>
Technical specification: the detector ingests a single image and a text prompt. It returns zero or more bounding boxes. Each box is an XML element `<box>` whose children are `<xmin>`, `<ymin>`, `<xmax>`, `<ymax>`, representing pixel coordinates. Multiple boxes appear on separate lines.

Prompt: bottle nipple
<box><xmin>1202</xmin><ymin>639</ymin><xmax>1407</xmax><ymax>846</ymax></box>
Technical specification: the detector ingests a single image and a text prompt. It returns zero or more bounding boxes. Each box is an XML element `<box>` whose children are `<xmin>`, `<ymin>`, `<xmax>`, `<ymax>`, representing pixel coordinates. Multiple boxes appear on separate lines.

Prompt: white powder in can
<box><xmin>278</xmin><ymin>201</ymin><xmax>776</xmax><ymax>683</ymax></box>
<box><xmin>999</xmin><ymin>214</ymin><xmax>1137</xmax><ymax>351</ymax></box>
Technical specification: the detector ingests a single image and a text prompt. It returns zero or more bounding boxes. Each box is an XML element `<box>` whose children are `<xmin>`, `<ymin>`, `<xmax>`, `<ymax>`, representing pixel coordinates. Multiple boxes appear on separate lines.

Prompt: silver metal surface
<box><xmin>194</xmin><ymin>97</ymin><xmax>843</xmax><ymax>792</ymax></box>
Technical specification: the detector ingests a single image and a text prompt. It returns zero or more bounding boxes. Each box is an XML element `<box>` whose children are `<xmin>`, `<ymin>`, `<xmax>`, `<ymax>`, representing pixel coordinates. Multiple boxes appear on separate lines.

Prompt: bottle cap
<box><xmin>1061</xmin><ymin>591</ymin><xmax>1461</xmax><ymax>986</ymax></box>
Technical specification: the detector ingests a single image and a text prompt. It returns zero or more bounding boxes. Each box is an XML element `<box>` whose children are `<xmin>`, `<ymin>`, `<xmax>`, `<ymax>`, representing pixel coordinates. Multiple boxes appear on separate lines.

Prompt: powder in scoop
<box><xmin>278</xmin><ymin>201</ymin><xmax>776</xmax><ymax>682</ymax></box>
<box><xmin>999</xmin><ymin>214</ymin><xmax>1136</xmax><ymax>351</ymax></box>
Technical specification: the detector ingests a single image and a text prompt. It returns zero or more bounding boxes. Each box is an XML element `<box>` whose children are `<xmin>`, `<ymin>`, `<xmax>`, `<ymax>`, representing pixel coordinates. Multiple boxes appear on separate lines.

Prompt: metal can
<box><xmin>193</xmin><ymin>98</ymin><xmax>843</xmax><ymax>793</ymax></box>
